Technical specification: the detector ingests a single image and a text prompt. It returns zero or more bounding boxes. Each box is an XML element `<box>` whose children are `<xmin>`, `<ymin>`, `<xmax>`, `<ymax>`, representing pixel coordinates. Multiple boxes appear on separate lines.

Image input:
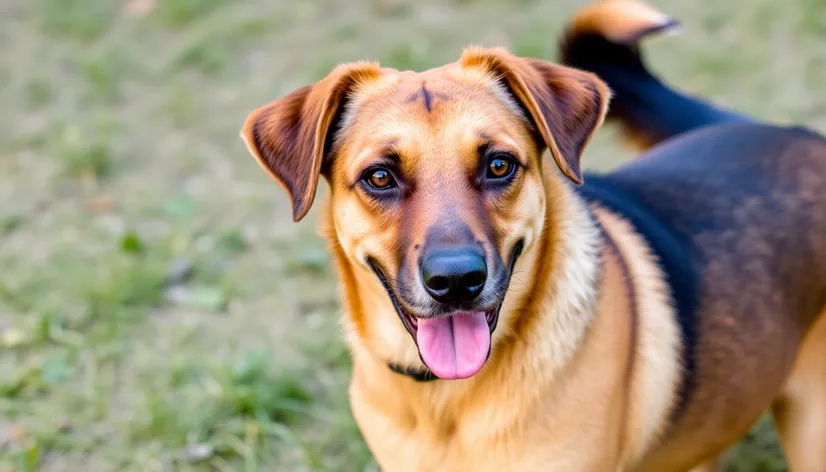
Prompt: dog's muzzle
<box><xmin>370</xmin><ymin>240</ymin><xmax>524</xmax><ymax>381</ymax></box>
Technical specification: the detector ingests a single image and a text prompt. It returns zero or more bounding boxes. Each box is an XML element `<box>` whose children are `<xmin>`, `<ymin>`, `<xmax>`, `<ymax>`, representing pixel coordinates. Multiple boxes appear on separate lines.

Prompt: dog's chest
<box><xmin>351</xmin><ymin>360</ymin><xmax>629</xmax><ymax>472</ymax></box>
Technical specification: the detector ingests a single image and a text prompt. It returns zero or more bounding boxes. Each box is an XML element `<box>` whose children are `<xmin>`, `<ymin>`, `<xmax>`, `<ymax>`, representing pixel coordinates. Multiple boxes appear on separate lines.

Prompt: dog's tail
<box><xmin>559</xmin><ymin>0</ymin><xmax>753</xmax><ymax>151</ymax></box>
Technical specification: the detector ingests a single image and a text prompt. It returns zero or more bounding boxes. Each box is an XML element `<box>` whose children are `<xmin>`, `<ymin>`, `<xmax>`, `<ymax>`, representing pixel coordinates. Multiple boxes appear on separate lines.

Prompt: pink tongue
<box><xmin>416</xmin><ymin>312</ymin><xmax>491</xmax><ymax>379</ymax></box>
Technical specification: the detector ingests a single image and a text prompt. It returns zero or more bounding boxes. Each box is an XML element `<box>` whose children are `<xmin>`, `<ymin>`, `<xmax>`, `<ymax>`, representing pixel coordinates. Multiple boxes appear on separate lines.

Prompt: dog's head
<box><xmin>242</xmin><ymin>47</ymin><xmax>609</xmax><ymax>380</ymax></box>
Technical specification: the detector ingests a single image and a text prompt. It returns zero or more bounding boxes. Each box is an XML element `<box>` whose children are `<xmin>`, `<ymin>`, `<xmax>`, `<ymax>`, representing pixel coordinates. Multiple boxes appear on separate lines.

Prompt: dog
<box><xmin>240</xmin><ymin>0</ymin><xmax>826</xmax><ymax>470</ymax></box>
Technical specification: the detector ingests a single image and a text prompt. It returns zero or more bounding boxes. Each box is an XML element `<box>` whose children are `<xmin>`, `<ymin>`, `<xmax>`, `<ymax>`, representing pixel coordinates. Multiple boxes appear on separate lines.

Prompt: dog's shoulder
<box><xmin>575</xmin><ymin>167</ymin><xmax>700</xmax><ymax>418</ymax></box>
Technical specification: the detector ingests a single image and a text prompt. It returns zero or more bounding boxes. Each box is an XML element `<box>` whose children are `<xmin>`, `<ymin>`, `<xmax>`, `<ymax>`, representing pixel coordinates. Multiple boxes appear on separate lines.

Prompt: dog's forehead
<box><xmin>339</xmin><ymin>65</ymin><xmax>526</xmax><ymax>152</ymax></box>
<box><xmin>389</xmin><ymin>65</ymin><xmax>472</xmax><ymax>99</ymax></box>
<box><xmin>362</xmin><ymin>65</ymin><xmax>517</xmax><ymax>116</ymax></box>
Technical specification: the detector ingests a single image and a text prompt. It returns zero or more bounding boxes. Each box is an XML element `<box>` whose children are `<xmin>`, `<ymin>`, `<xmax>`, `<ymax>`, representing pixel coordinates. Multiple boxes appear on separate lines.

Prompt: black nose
<box><xmin>420</xmin><ymin>248</ymin><xmax>487</xmax><ymax>304</ymax></box>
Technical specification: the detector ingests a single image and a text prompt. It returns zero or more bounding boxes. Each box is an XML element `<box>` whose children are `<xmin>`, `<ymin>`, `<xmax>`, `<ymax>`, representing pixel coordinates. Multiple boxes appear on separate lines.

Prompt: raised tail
<box><xmin>559</xmin><ymin>0</ymin><xmax>753</xmax><ymax>151</ymax></box>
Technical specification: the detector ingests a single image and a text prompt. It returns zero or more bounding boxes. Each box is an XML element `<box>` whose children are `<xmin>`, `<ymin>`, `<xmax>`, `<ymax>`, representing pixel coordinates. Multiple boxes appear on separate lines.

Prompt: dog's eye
<box><xmin>486</xmin><ymin>155</ymin><xmax>516</xmax><ymax>180</ymax></box>
<box><xmin>363</xmin><ymin>168</ymin><xmax>397</xmax><ymax>190</ymax></box>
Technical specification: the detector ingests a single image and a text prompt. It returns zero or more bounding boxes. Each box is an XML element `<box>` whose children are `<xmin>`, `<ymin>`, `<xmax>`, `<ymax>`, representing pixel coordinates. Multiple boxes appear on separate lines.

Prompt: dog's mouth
<box><xmin>368</xmin><ymin>241</ymin><xmax>523</xmax><ymax>381</ymax></box>
<box><xmin>401</xmin><ymin>310</ymin><xmax>499</xmax><ymax>335</ymax></box>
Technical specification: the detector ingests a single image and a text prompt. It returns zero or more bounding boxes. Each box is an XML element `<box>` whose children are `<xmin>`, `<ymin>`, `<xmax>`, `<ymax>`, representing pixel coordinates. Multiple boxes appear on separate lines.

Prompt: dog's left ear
<box><xmin>240</xmin><ymin>62</ymin><xmax>383</xmax><ymax>221</ymax></box>
<box><xmin>460</xmin><ymin>47</ymin><xmax>610</xmax><ymax>184</ymax></box>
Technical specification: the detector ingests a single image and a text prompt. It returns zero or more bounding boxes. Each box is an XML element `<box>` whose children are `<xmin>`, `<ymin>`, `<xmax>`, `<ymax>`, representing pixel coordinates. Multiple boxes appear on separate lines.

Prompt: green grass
<box><xmin>1</xmin><ymin>0</ymin><xmax>824</xmax><ymax>470</ymax></box>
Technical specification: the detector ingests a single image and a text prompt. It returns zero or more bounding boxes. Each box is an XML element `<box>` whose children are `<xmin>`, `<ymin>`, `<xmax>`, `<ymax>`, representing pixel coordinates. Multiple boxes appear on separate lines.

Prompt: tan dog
<box><xmin>241</xmin><ymin>0</ymin><xmax>826</xmax><ymax>470</ymax></box>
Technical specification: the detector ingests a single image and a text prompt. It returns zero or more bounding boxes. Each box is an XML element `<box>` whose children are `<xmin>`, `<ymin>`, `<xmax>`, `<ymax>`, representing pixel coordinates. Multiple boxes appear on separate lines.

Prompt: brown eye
<box><xmin>364</xmin><ymin>168</ymin><xmax>396</xmax><ymax>190</ymax></box>
<box><xmin>487</xmin><ymin>157</ymin><xmax>514</xmax><ymax>179</ymax></box>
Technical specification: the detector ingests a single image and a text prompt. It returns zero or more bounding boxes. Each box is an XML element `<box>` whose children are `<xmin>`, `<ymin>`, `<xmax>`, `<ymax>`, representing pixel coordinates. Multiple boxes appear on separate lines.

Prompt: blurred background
<box><xmin>0</xmin><ymin>0</ymin><xmax>823</xmax><ymax>470</ymax></box>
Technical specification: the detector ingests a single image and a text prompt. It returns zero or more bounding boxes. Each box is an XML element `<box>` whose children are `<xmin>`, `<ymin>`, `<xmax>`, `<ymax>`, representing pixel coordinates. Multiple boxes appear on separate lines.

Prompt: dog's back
<box><xmin>560</xmin><ymin>1</ymin><xmax>826</xmax><ymax>469</ymax></box>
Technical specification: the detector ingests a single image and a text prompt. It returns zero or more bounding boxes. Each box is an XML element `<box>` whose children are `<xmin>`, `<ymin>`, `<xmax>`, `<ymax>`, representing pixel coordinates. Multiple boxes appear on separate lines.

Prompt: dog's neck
<box><xmin>489</xmin><ymin>179</ymin><xmax>603</xmax><ymax>384</ymax></box>
<box><xmin>327</xmin><ymin>177</ymin><xmax>603</xmax><ymax>405</ymax></box>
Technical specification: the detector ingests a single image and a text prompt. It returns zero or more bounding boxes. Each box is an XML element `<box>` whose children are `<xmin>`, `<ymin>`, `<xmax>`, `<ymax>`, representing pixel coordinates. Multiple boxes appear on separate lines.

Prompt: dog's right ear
<box><xmin>241</xmin><ymin>62</ymin><xmax>383</xmax><ymax>222</ymax></box>
<box><xmin>461</xmin><ymin>47</ymin><xmax>610</xmax><ymax>184</ymax></box>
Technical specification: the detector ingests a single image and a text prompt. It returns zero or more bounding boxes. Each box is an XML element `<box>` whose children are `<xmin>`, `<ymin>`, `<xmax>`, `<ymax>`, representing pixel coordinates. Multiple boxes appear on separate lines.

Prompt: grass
<box><xmin>0</xmin><ymin>0</ymin><xmax>824</xmax><ymax>470</ymax></box>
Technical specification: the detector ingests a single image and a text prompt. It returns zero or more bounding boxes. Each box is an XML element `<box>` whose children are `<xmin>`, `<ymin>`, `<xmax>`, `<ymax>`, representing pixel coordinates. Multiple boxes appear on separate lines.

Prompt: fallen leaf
<box><xmin>85</xmin><ymin>195</ymin><xmax>115</xmax><ymax>213</ymax></box>
<box><xmin>124</xmin><ymin>0</ymin><xmax>155</xmax><ymax>16</ymax></box>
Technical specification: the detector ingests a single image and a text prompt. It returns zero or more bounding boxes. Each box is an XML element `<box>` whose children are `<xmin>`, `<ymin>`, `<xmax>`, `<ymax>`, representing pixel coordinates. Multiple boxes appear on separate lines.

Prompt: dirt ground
<box><xmin>1</xmin><ymin>0</ymin><xmax>823</xmax><ymax>470</ymax></box>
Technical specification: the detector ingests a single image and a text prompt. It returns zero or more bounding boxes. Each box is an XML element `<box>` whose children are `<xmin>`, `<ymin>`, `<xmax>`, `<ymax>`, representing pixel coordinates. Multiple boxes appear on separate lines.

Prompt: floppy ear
<box><xmin>460</xmin><ymin>47</ymin><xmax>610</xmax><ymax>184</ymax></box>
<box><xmin>240</xmin><ymin>62</ymin><xmax>383</xmax><ymax>221</ymax></box>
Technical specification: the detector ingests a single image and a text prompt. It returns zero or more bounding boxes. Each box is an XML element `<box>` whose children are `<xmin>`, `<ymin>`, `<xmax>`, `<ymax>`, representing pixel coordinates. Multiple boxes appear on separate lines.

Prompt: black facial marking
<box><xmin>405</xmin><ymin>83</ymin><xmax>448</xmax><ymax>113</ymax></box>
